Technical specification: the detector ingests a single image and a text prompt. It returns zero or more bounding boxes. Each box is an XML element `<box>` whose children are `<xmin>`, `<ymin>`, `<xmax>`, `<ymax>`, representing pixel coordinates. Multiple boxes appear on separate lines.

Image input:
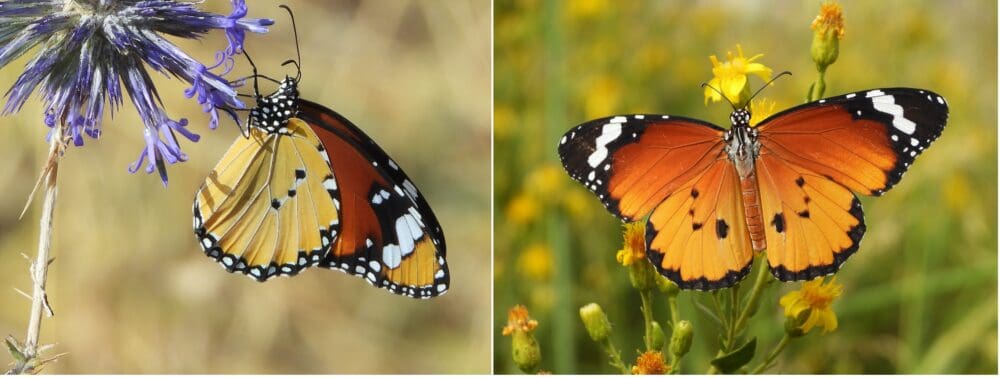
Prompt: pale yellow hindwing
<box><xmin>193</xmin><ymin>119</ymin><xmax>340</xmax><ymax>281</ymax></box>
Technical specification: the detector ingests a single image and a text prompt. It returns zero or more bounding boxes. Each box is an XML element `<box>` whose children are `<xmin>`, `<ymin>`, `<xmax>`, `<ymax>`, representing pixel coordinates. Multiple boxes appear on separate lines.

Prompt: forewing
<box><xmin>756</xmin><ymin>88</ymin><xmax>948</xmax><ymax>196</ymax></box>
<box><xmin>645</xmin><ymin>158</ymin><xmax>754</xmax><ymax>290</ymax></box>
<box><xmin>297</xmin><ymin>100</ymin><xmax>448</xmax><ymax>299</ymax></box>
<box><xmin>558</xmin><ymin>115</ymin><xmax>728</xmax><ymax>221</ymax></box>
<box><xmin>193</xmin><ymin>120</ymin><xmax>340</xmax><ymax>281</ymax></box>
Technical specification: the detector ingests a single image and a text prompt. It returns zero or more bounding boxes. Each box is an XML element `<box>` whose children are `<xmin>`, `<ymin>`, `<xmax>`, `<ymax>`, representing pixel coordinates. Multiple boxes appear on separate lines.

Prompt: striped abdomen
<box><xmin>740</xmin><ymin>170</ymin><xmax>767</xmax><ymax>251</ymax></box>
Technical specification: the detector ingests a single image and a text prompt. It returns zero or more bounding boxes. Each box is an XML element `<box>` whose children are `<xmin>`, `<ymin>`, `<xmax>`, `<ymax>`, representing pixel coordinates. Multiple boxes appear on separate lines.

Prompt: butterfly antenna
<box><xmin>279</xmin><ymin>4</ymin><xmax>302</xmax><ymax>81</ymax></box>
<box><xmin>243</xmin><ymin>49</ymin><xmax>262</xmax><ymax>98</ymax></box>
<box><xmin>748</xmin><ymin>71</ymin><xmax>792</xmax><ymax>104</ymax></box>
<box><xmin>701</xmin><ymin>82</ymin><xmax>738</xmax><ymax>110</ymax></box>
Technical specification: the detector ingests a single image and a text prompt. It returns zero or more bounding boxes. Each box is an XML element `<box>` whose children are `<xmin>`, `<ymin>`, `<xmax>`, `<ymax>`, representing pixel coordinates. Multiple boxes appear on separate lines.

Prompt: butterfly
<box><xmin>192</xmin><ymin>6</ymin><xmax>448</xmax><ymax>298</ymax></box>
<box><xmin>559</xmin><ymin>87</ymin><xmax>948</xmax><ymax>290</ymax></box>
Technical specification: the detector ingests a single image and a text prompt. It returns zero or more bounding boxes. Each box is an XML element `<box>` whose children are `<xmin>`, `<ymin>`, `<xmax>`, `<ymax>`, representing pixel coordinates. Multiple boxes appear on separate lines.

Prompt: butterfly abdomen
<box><xmin>740</xmin><ymin>169</ymin><xmax>767</xmax><ymax>251</ymax></box>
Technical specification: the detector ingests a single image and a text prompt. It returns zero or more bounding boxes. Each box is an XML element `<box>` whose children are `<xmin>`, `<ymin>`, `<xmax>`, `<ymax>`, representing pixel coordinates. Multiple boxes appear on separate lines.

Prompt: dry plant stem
<box><xmin>24</xmin><ymin>133</ymin><xmax>61</xmax><ymax>360</ymax></box>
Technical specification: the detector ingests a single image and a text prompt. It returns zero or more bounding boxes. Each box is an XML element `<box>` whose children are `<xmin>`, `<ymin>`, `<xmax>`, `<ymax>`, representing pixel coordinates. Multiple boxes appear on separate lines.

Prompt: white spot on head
<box><xmin>587</xmin><ymin>122</ymin><xmax>623</xmax><ymax>168</ymax></box>
<box><xmin>560</xmin><ymin>135</ymin><xmax>567</xmax><ymax>145</ymax></box>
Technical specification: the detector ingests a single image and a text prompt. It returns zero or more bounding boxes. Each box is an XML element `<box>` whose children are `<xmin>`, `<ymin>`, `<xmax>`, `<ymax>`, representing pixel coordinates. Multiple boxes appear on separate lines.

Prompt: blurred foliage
<box><xmin>495</xmin><ymin>0</ymin><xmax>996</xmax><ymax>374</ymax></box>
<box><xmin>0</xmin><ymin>0</ymin><xmax>490</xmax><ymax>373</ymax></box>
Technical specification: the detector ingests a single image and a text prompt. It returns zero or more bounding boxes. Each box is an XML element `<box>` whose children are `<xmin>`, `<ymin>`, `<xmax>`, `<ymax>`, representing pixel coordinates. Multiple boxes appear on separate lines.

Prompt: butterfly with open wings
<box><xmin>192</xmin><ymin>6</ymin><xmax>448</xmax><ymax>298</ymax></box>
<box><xmin>559</xmin><ymin>84</ymin><xmax>947</xmax><ymax>290</ymax></box>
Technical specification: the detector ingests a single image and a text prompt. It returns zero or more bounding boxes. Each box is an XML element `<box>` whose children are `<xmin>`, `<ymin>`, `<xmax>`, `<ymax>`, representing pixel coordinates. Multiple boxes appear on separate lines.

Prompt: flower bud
<box><xmin>810</xmin><ymin>1</ymin><xmax>844</xmax><ymax>72</ymax></box>
<box><xmin>670</xmin><ymin>320</ymin><xmax>693</xmax><ymax>357</ymax></box>
<box><xmin>656</xmin><ymin>274</ymin><xmax>679</xmax><ymax>297</ymax></box>
<box><xmin>650</xmin><ymin>320</ymin><xmax>666</xmax><ymax>351</ymax></box>
<box><xmin>579</xmin><ymin>303</ymin><xmax>613</xmax><ymax>343</ymax></box>
<box><xmin>784</xmin><ymin>308</ymin><xmax>811</xmax><ymax>338</ymax></box>
<box><xmin>511</xmin><ymin>330</ymin><xmax>542</xmax><ymax>373</ymax></box>
<box><xmin>629</xmin><ymin>258</ymin><xmax>659</xmax><ymax>292</ymax></box>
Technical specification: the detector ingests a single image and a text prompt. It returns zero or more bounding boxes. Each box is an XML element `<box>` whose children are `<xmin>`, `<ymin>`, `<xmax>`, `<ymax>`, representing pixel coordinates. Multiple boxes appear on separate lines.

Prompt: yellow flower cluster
<box><xmin>780</xmin><ymin>277</ymin><xmax>844</xmax><ymax>334</ymax></box>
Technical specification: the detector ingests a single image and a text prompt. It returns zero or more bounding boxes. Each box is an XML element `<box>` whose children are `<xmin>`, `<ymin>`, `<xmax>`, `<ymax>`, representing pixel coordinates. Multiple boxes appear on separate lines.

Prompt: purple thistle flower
<box><xmin>0</xmin><ymin>0</ymin><xmax>273</xmax><ymax>185</ymax></box>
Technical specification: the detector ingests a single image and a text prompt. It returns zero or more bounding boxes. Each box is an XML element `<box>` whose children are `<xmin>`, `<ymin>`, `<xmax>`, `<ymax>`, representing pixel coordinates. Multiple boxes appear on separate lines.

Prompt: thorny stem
<box><xmin>9</xmin><ymin>130</ymin><xmax>63</xmax><ymax>374</ymax></box>
<box><xmin>600</xmin><ymin>338</ymin><xmax>630</xmax><ymax>374</ymax></box>
<box><xmin>751</xmin><ymin>334</ymin><xmax>791</xmax><ymax>374</ymax></box>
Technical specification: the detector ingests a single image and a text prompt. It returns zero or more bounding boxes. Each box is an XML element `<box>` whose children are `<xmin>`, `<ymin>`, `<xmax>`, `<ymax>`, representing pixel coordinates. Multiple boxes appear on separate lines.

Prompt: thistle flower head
<box><xmin>0</xmin><ymin>0</ymin><xmax>273</xmax><ymax>185</ymax></box>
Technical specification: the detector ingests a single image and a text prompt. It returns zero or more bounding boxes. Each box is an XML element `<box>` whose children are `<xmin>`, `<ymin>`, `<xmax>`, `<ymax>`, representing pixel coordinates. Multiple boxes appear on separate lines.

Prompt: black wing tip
<box><xmin>769</xmin><ymin>197</ymin><xmax>866</xmax><ymax>282</ymax></box>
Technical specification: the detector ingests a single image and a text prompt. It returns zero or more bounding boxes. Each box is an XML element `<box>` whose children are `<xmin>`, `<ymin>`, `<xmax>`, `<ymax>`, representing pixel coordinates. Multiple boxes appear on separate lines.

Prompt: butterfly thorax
<box><xmin>723</xmin><ymin>108</ymin><xmax>767</xmax><ymax>251</ymax></box>
<box><xmin>249</xmin><ymin>77</ymin><xmax>300</xmax><ymax>135</ymax></box>
<box><xmin>723</xmin><ymin>108</ymin><xmax>760</xmax><ymax>179</ymax></box>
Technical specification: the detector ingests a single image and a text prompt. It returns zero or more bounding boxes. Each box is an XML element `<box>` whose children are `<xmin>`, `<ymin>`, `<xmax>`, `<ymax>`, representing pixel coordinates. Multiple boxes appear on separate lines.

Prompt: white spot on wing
<box><xmin>587</xmin><ymin>122</ymin><xmax>623</xmax><ymax>168</ymax></box>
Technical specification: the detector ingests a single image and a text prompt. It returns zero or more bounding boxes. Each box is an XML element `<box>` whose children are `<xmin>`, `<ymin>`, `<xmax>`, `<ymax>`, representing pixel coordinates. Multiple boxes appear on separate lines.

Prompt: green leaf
<box><xmin>5</xmin><ymin>335</ymin><xmax>25</xmax><ymax>362</ymax></box>
<box><xmin>710</xmin><ymin>338</ymin><xmax>757</xmax><ymax>373</ymax></box>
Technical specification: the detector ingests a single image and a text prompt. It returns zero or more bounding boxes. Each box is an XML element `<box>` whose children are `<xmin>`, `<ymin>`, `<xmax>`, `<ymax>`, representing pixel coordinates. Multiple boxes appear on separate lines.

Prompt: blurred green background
<box><xmin>0</xmin><ymin>0</ymin><xmax>490</xmax><ymax>373</ymax></box>
<box><xmin>495</xmin><ymin>0</ymin><xmax>996</xmax><ymax>374</ymax></box>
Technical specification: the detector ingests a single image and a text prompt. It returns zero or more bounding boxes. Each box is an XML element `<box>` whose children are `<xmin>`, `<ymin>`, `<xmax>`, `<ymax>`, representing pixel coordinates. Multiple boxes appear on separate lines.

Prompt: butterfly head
<box><xmin>248</xmin><ymin>76</ymin><xmax>300</xmax><ymax>134</ymax></box>
<box><xmin>730</xmin><ymin>108</ymin><xmax>751</xmax><ymax>127</ymax></box>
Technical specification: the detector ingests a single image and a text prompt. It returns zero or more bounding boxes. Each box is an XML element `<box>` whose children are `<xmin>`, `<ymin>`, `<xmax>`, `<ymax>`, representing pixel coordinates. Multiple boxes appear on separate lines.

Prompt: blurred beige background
<box><xmin>0</xmin><ymin>0</ymin><xmax>490</xmax><ymax>374</ymax></box>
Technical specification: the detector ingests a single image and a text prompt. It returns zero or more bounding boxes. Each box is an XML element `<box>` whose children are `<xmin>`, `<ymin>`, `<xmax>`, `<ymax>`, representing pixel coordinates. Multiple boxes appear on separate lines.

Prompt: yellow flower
<box><xmin>704</xmin><ymin>45</ymin><xmax>772</xmax><ymax>107</ymax></box>
<box><xmin>518</xmin><ymin>243</ymin><xmax>553</xmax><ymax>281</ymax></box>
<box><xmin>748</xmin><ymin>98</ymin><xmax>778</xmax><ymax>127</ymax></box>
<box><xmin>506</xmin><ymin>192</ymin><xmax>539</xmax><ymax>225</ymax></box>
<box><xmin>615</xmin><ymin>221</ymin><xmax>646</xmax><ymax>266</ymax></box>
<box><xmin>780</xmin><ymin>277</ymin><xmax>844</xmax><ymax>334</ymax></box>
<box><xmin>811</xmin><ymin>1</ymin><xmax>845</xmax><ymax>40</ymax></box>
<box><xmin>502</xmin><ymin>304</ymin><xmax>539</xmax><ymax>336</ymax></box>
<box><xmin>631</xmin><ymin>350</ymin><xmax>669</xmax><ymax>375</ymax></box>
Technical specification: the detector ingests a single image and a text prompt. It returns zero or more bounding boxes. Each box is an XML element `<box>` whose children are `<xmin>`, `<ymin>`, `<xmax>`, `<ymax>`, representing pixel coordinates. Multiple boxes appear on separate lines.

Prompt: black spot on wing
<box><xmin>771</xmin><ymin>213</ymin><xmax>785</xmax><ymax>233</ymax></box>
<box><xmin>715</xmin><ymin>219</ymin><xmax>729</xmax><ymax>239</ymax></box>
<box><xmin>770</xmin><ymin>197</ymin><xmax>866</xmax><ymax>281</ymax></box>
<box><xmin>644</xmin><ymin>220</ymin><xmax>752</xmax><ymax>291</ymax></box>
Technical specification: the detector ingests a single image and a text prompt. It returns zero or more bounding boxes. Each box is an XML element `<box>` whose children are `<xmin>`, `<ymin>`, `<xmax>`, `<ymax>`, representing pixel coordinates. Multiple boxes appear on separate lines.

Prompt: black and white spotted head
<box><xmin>730</xmin><ymin>108</ymin><xmax>751</xmax><ymax>127</ymax></box>
<box><xmin>249</xmin><ymin>76</ymin><xmax>300</xmax><ymax>134</ymax></box>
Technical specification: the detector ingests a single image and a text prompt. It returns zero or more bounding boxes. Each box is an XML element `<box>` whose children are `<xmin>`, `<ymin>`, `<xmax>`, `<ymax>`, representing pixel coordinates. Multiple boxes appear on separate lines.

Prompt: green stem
<box><xmin>808</xmin><ymin>69</ymin><xmax>826</xmax><ymax>102</ymax></box>
<box><xmin>666</xmin><ymin>296</ymin><xmax>681</xmax><ymax>374</ymax></box>
<box><xmin>640</xmin><ymin>290</ymin><xmax>655</xmax><ymax>351</ymax></box>
<box><xmin>601</xmin><ymin>338</ymin><xmax>630</xmax><ymax>374</ymax></box>
<box><xmin>734</xmin><ymin>255</ymin><xmax>772</xmax><ymax>333</ymax></box>
<box><xmin>750</xmin><ymin>334</ymin><xmax>791</xmax><ymax>374</ymax></box>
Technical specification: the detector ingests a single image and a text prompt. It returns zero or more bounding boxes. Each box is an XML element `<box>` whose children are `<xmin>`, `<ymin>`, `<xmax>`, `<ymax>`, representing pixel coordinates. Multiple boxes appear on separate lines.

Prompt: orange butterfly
<box><xmin>192</xmin><ymin>7</ymin><xmax>448</xmax><ymax>298</ymax></box>
<box><xmin>559</xmin><ymin>88</ymin><xmax>948</xmax><ymax>290</ymax></box>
